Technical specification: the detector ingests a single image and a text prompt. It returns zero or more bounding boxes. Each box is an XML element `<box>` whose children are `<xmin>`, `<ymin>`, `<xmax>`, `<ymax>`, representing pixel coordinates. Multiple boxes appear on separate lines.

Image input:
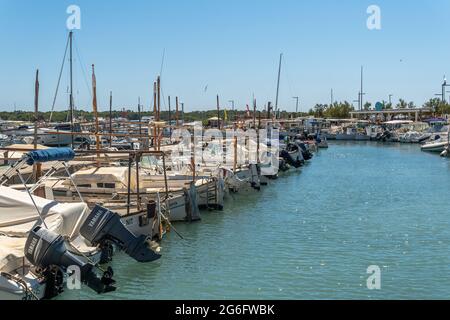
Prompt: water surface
<box><xmin>61</xmin><ymin>142</ymin><xmax>450</xmax><ymax>300</ymax></box>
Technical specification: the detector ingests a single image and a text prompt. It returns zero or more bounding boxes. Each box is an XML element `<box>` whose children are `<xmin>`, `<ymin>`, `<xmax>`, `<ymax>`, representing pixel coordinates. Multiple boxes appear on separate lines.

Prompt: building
<box><xmin>350</xmin><ymin>108</ymin><xmax>433</xmax><ymax>122</ymax></box>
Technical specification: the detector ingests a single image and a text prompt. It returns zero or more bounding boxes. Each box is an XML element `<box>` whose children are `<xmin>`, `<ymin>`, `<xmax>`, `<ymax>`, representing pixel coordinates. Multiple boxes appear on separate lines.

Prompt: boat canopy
<box><xmin>0</xmin><ymin>186</ymin><xmax>91</xmax><ymax>272</ymax></box>
<box><xmin>66</xmin><ymin>166</ymin><xmax>136</xmax><ymax>189</ymax></box>
<box><xmin>25</xmin><ymin>148</ymin><xmax>75</xmax><ymax>165</ymax></box>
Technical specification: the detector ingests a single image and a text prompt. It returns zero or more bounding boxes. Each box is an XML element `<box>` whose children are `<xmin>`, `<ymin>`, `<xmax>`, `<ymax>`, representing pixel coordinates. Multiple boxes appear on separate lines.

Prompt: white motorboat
<box><xmin>0</xmin><ymin>147</ymin><xmax>162</xmax><ymax>300</ymax></box>
<box><xmin>421</xmin><ymin>137</ymin><xmax>449</xmax><ymax>152</ymax></box>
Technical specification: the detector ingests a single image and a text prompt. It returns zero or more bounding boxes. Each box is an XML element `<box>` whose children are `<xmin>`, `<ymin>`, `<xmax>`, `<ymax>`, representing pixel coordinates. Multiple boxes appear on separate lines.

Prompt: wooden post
<box><xmin>136</xmin><ymin>152</ymin><xmax>141</xmax><ymax>211</ymax></box>
<box><xmin>191</xmin><ymin>154</ymin><xmax>196</xmax><ymax>182</ymax></box>
<box><xmin>137</xmin><ymin>97</ymin><xmax>143</xmax><ymax>149</ymax></box>
<box><xmin>257</xmin><ymin>111</ymin><xmax>261</xmax><ymax>164</ymax></box>
<box><xmin>253</xmin><ymin>98</ymin><xmax>257</xmax><ymax>129</ymax></box>
<box><xmin>233</xmin><ymin>135</ymin><xmax>237</xmax><ymax>173</ymax></box>
<box><xmin>181</xmin><ymin>102</ymin><xmax>185</xmax><ymax>124</ymax></box>
<box><xmin>126</xmin><ymin>154</ymin><xmax>132</xmax><ymax>215</ymax></box>
<box><xmin>162</xmin><ymin>154</ymin><xmax>169</xmax><ymax>200</ymax></box>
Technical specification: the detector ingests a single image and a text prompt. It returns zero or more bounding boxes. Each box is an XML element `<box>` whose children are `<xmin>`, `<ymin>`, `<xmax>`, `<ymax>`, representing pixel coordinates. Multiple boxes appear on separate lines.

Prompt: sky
<box><xmin>0</xmin><ymin>0</ymin><xmax>450</xmax><ymax>113</ymax></box>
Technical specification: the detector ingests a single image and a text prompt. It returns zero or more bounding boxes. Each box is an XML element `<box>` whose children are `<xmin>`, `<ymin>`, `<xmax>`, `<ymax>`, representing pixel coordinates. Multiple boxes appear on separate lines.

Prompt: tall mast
<box><xmin>69</xmin><ymin>31</ymin><xmax>74</xmax><ymax>147</ymax></box>
<box><xmin>34</xmin><ymin>69</ymin><xmax>41</xmax><ymax>182</ymax></box>
<box><xmin>168</xmin><ymin>95</ymin><xmax>171</xmax><ymax>137</ymax></box>
<box><xmin>360</xmin><ymin>66</ymin><xmax>364</xmax><ymax>111</ymax></box>
<box><xmin>216</xmin><ymin>95</ymin><xmax>220</xmax><ymax>130</ymax></box>
<box><xmin>109</xmin><ymin>91</ymin><xmax>113</xmax><ymax>147</ymax></box>
<box><xmin>157</xmin><ymin>76</ymin><xmax>161</xmax><ymax>151</ymax></box>
<box><xmin>91</xmin><ymin>64</ymin><xmax>100</xmax><ymax>164</ymax></box>
<box><xmin>138</xmin><ymin>96</ymin><xmax>142</xmax><ymax>137</ymax></box>
<box><xmin>176</xmin><ymin>96</ymin><xmax>179</xmax><ymax>127</ymax></box>
<box><xmin>275</xmin><ymin>53</ymin><xmax>283</xmax><ymax>119</ymax></box>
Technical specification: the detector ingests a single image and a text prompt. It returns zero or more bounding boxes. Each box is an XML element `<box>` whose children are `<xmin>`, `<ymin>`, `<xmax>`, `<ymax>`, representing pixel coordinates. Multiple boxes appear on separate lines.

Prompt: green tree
<box><xmin>396</xmin><ymin>99</ymin><xmax>407</xmax><ymax>109</ymax></box>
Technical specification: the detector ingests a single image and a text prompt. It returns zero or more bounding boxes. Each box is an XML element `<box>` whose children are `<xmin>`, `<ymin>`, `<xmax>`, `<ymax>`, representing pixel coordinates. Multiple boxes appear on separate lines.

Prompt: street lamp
<box><xmin>389</xmin><ymin>94</ymin><xmax>393</xmax><ymax>105</ymax></box>
<box><xmin>292</xmin><ymin>97</ymin><xmax>299</xmax><ymax>113</ymax></box>
<box><xmin>442</xmin><ymin>76</ymin><xmax>450</xmax><ymax>103</ymax></box>
<box><xmin>228</xmin><ymin>100</ymin><xmax>235</xmax><ymax>111</ymax></box>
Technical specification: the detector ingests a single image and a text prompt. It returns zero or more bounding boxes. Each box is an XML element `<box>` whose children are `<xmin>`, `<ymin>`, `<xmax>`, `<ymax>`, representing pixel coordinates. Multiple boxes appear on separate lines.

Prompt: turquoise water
<box><xmin>61</xmin><ymin>142</ymin><xmax>450</xmax><ymax>300</ymax></box>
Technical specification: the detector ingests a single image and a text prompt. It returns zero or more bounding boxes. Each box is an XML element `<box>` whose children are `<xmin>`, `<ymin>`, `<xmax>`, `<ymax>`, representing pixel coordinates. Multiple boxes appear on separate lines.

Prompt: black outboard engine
<box><xmin>25</xmin><ymin>226</ymin><xmax>116</xmax><ymax>297</ymax></box>
<box><xmin>280</xmin><ymin>150</ymin><xmax>302</xmax><ymax>168</ymax></box>
<box><xmin>296</xmin><ymin>142</ymin><xmax>313</xmax><ymax>161</ymax></box>
<box><xmin>80</xmin><ymin>205</ymin><xmax>161</xmax><ymax>263</ymax></box>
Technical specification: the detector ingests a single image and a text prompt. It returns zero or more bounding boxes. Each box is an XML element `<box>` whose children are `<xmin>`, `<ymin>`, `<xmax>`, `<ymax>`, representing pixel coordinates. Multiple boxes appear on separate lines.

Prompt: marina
<box><xmin>54</xmin><ymin>141</ymin><xmax>450</xmax><ymax>300</ymax></box>
<box><xmin>2</xmin><ymin>1</ymin><xmax>450</xmax><ymax>305</ymax></box>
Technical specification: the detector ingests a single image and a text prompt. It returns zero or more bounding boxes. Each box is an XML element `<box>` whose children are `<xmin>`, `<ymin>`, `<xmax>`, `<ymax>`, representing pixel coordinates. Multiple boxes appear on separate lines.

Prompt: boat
<box><xmin>0</xmin><ymin>148</ymin><xmax>162</xmax><ymax>299</ymax></box>
<box><xmin>49</xmin><ymin>165</ymin><xmax>203</xmax><ymax>223</ymax></box>
<box><xmin>421</xmin><ymin>137</ymin><xmax>449</xmax><ymax>152</ymax></box>
<box><xmin>336</xmin><ymin>127</ymin><xmax>356</xmax><ymax>140</ymax></box>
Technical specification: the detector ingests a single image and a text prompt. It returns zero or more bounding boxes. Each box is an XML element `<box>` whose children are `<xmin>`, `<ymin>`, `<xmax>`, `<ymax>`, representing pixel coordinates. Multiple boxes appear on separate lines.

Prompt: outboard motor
<box><xmin>25</xmin><ymin>226</ymin><xmax>116</xmax><ymax>297</ymax></box>
<box><xmin>280</xmin><ymin>150</ymin><xmax>301</xmax><ymax>168</ymax></box>
<box><xmin>295</xmin><ymin>142</ymin><xmax>313</xmax><ymax>161</ymax></box>
<box><xmin>80</xmin><ymin>205</ymin><xmax>161</xmax><ymax>263</ymax></box>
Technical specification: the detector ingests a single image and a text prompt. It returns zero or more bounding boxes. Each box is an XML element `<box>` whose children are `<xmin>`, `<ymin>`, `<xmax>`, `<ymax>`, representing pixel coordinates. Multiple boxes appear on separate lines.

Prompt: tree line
<box><xmin>307</xmin><ymin>98</ymin><xmax>450</xmax><ymax>119</ymax></box>
<box><xmin>2</xmin><ymin>98</ymin><xmax>450</xmax><ymax>122</ymax></box>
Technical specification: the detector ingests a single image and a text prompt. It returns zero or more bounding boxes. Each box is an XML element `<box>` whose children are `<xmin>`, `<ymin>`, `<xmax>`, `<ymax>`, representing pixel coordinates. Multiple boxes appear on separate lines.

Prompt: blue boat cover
<box><xmin>25</xmin><ymin>148</ymin><xmax>75</xmax><ymax>165</ymax></box>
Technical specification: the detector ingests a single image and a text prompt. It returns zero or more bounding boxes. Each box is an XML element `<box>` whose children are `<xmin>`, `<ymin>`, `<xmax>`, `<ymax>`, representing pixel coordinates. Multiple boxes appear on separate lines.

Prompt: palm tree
<box><xmin>396</xmin><ymin>99</ymin><xmax>407</xmax><ymax>109</ymax></box>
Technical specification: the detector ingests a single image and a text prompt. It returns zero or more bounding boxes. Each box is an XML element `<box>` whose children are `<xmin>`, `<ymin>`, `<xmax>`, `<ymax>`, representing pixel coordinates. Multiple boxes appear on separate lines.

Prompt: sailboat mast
<box><xmin>109</xmin><ymin>91</ymin><xmax>113</xmax><ymax>147</ymax></box>
<box><xmin>275</xmin><ymin>53</ymin><xmax>283</xmax><ymax>119</ymax></box>
<box><xmin>138</xmin><ymin>97</ymin><xmax>142</xmax><ymax>137</ymax></box>
<box><xmin>360</xmin><ymin>66</ymin><xmax>364</xmax><ymax>111</ymax></box>
<box><xmin>216</xmin><ymin>95</ymin><xmax>220</xmax><ymax>130</ymax></box>
<box><xmin>91</xmin><ymin>65</ymin><xmax>100</xmax><ymax>164</ymax></box>
<box><xmin>34</xmin><ymin>69</ymin><xmax>41</xmax><ymax>182</ymax></box>
<box><xmin>69</xmin><ymin>31</ymin><xmax>74</xmax><ymax>147</ymax></box>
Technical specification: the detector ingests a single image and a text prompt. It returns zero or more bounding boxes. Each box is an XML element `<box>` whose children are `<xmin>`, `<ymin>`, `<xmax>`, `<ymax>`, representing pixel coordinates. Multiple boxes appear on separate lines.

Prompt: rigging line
<box><xmin>49</xmin><ymin>34</ymin><xmax>70</xmax><ymax>123</ymax></box>
<box><xmin>283</xmin><ymin>54</ymin><xmax>295</xmax><ymax>98</ymax></box>
<box><xmin>159</xmin><ymin>48</ymin><xmax>165</xmax><ymax>78</ymax></box>
<box><xmin>159</xmin><ymin>49</ymin><xmax>167</xmax><ymax>110</ymax></box>
<box><xmin>74</xmin><ymin>36</ymin><xmax>93</xmax><ymax>100</ymax></box>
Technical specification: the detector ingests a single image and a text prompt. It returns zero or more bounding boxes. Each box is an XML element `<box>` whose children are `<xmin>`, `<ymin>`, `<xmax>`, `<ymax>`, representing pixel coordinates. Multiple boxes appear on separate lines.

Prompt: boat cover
<box><xmin>65</xmin><ymin>166</ymin><xmax>136</xmax><ymax>189</ymax></box>
<box><xmin>25</xmin><ymin>148</ymin><xmax>75</xmax><ymax>166</ymax></box>
<box><xmin>0</xmin><ymin>186</ymin><xmax>91</xmax><ymax>272</ymax></box>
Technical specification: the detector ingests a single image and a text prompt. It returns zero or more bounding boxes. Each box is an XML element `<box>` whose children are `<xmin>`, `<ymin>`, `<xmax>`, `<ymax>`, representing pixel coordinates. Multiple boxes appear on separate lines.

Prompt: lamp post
<box><xmin>360</xmin><ymin>66</ymin><xmax>364</xmax><ymax>111</ymax></box>
<box><xmin>228</xmin><ymin>100</ymin><xmax>235</xmax><ymax>111</ymax></box>
<box><xmin>442</xmin><ymin>76</ymin><xmax>449</xmax><ymax>103</ymax></box>
<box><xmin>292</xmin><ymin>96</ymin><xmax>299</xmax><ymax>113</ymax></box>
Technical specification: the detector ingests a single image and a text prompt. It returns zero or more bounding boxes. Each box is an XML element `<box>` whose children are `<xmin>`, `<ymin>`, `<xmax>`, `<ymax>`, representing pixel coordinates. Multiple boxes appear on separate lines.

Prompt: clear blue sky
<box><xmin>0</xmin><ymin>0</ymin><xmax>449</xmax><ymax>113</ymax></box>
